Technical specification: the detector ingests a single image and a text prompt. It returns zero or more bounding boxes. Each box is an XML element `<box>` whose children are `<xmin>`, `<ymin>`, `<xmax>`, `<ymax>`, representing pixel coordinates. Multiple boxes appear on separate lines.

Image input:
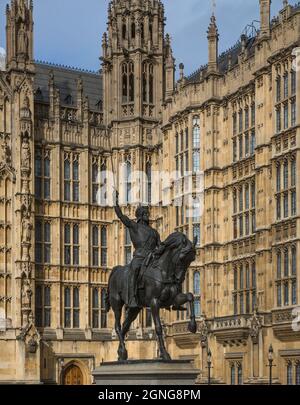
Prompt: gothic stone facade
<box><xmin>0</xmin><ymin>0</ymin><xmax>300</xmax><ymax>385</ymax></box>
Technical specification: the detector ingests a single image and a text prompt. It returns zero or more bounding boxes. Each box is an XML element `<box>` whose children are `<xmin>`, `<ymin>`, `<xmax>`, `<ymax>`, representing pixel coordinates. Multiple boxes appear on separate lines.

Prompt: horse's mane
<box><xmin>162</xmin><ymin>232</ymin><xmax>186</xmax><ymax>250</ymax></box>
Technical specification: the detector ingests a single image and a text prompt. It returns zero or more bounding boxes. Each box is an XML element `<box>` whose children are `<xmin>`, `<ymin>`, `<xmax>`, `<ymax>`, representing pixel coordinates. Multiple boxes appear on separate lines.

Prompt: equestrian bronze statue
<box><xmin>105</xmin><ymin>191</ymin><xmax>198</xmax><ymax>361</ymax></box>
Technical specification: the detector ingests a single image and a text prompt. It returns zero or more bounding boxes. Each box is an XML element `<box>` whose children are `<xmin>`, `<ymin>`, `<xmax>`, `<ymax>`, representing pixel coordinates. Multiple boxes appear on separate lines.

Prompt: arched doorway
<box><xmin>63</xmin><ymin>364</ymin><xmax>84</xmax><ymax>385</ymax></box>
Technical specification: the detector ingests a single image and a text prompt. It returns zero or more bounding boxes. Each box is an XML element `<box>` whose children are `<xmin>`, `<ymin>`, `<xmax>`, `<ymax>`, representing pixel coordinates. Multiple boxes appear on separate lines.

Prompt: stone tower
<box><xmin>207</xmin><ymin>13</ymin><xmax>219</xmax><ymax>74</ymax></box>
<box><xmin>259</xmin><ymin>0</ymin><xmax>271</xmax><ymax>39</ymax></box>
<box><xmin>6</xmin><ymin>0</ymin><xmax>34</xmax><ymax>72</ymax></box>
<box><xmin>101</xmin><ymin>0</ymin><xmax>172</xmax><ymax>211</ymax></box>
<box><xmin>0</xmin><ymin>0</ymin><xmax>40</xmax><ymax>383</ymax></box>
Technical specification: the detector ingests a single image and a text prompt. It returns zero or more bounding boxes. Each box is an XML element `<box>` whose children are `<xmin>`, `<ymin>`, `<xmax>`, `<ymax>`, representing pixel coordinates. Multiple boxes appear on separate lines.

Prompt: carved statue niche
<box><xmin>21</xmin><ymin>279</ymin><xmax>32</xmax><ymax>309</ymax></box>
<box><xmin>18</xmin><ymin>0</ymin><xmax>27</xmax><ymax>23</ymax></box>
<box><xmin>21</xmin><ymin>134</ymin><xmax>31</xmax><ymax>170</ymax></box>
<box><xmin>20</xmin><ymin>96</ymin><xmax>32</xmax><ymax>120</ymax></box>
<box><xmin>21</xmin><ymin>194</ymin><xmax>32</xmax><ymax>217</ymax></box>
<box><xmin>248</xmin><ymin>307</ymin><xmax>263</xmax><ymax>344</ymax></box>
<box><xmin>198</xmin><ymin>315</ymin><xmax>209</xmax><ymax>347</ymax></box>
<box><xmin>17</xmin><ymin>22</ymin><xmax>29</xmax><ymax>57</ymax></box>
<box><xmin>0</xmin><ymin>137</ymin><xmax>11</xmax><ymax>167</ymax></box>
<box><xmin>21</xmin><ymin>212</ymin><xmax>32</xmax><ymax>244</ymax></box>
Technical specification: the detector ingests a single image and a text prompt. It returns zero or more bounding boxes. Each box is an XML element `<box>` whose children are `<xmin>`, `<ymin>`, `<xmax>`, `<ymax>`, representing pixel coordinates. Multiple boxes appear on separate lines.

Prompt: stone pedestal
<box><xmin>93</xmin><ymin>360</ymin><xmax>199</xmax><ymax>385</ymax></box>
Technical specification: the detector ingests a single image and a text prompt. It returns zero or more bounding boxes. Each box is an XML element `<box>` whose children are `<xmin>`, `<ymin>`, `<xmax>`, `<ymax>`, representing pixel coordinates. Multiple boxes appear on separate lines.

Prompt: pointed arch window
<box><xmin>149</xmin><ymin>24</ymin><xmax>153</xmax><ymax>42</ymax></box>
<box><xmin>125</xmin><ymin>228</ymin><xmax>132</xmax><ymax>265</ymax></box>
<box><xmin>100</xmin><ymin>161</ymin><xmax>107</xmax><ymax>206</ymax></box>
<box><xmin>122</xmin><ymin>61</ymin><xmax>135</xmax><ymax>104</ymax></box>
<box><xmin>92</xmin><ymin>288</ymin><xmax>99</xmax><ymax>328</ymax></box>
<box><xmin>141</xmin><ymin>22</ymin><xmax>144</xmax><ymax>41</ymax></box>
<box><xmin>237</xmin><ymin>364</ymin><xmax>243</xmax><ymax>385</ymax></box>
<box><xmin>101</xmin><ymin>226</ymin><xmax>108</xmax><ymax>267</ymax></box>
<box><xmin>35</xmin><ymin>149</ymin><xmax>51</xmax><ymax>200</ymax></box>
<box><xmin>193</xmin><ymin>271</ymin><xmax>201</xmax><ymax>317</ymax></box>
<box><xmin>296</xmin><ymin>363</ymin><xmax>300</xmax><ymax>385</ymax></box>
<box><xmin>92</xmin><ymin>162</ymin><xmax>99</xmax><ymax>204</ymax></box>
<box><xmin>192</xmin><ymin>115</ymin><xmax>201</xmax><ymax>173</ymax></box>
<box><xmin>193</xmin><ymin>271</ymin><xmax>200</xmax><ymax>295</ymax></box>
<box><xmin>35</xmin><ymin>220</ymin><xmax>51</xmax><ymax>264</ymax></box>
<box><xmin>35</xmin><ymin>285</ymin><xmax>51</xmax><ymax>328</ymax></box>
<box><xmin>286</xmin><ymin>361</ymin><xmax>293</xmax><ymax>385</ymax></box>
<box><xmin>64</xmin><ymin>154</ymin><xmax>80</xmax><ymax>202</ymax></box>
<box><xmin>131</xmin><ymin>22</ymin><xmax>136</xmax><ymax>39</ymax></box>
<box><xmin>193</xmin><ymin>116</ymin><xmax>200</xmax><ymax>148</ymax></box>
<box><xmin>129</xmin><ymin>62</ymin><xmax>134</xmax><ymax>102</ymax></box>
<box><xmin>64</xmin><ymin>286</ymin><xmax>80</xmax><ymax>328</ymax></box>
<box><xmin>64</xmin><ymin>223</ymin><xmax>80</xmax><ymax>266</ymax></box>
<box><xmin>92</xmin><ymin>225</ymin><xmax>99</xmax><ymax>267</ymax></box>
<box><xmin>142</xmin><ymin>62</ymin><xmax>154</xmax><ymax>105</ymax></box>
<box><xmin>233</xmin><ymin>189</ymin><xmax>237</xmax><ymax>213</ymax></box>
<box><xmin>122</xmin><ymin>63</ymin><xmax>128</xmax><ymax>103</ymax></box>
<box><xmin>146</xmin><ymin>160</ymin><xmax>152</xmax><ymax>204</ymax></box>
<box><xmin>125</xmin><ymin>159</ymin><xmax>132</xmax><ymax>204</ymax></box>
<box><xmin>122</xmin><ymin>23</ymin><xmax>127</xmax><ymax>40</ymax></box>
<box><xmin>287</xmin><ymin>362</ymin><xmax>293</xmax><ymax>385</ymax></box>
<box><xmin>231</xmin><ymin>364</ymin><xmax>235</xmax><ymax>385</ymax></box>
<box><xmin>292</xmin><ymin>246</ymin><xmax>297</xmax><ymax>276</ymax></box>
<box><xmin>91</xmin><ymin>288</ymin><xmax>108</xmax><ymax>328</ymax></box>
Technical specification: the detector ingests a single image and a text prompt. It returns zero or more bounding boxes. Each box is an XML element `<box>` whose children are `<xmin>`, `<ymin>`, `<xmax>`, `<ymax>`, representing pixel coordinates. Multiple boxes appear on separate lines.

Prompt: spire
<box><xmin>6</xmin><ymin>0</ymin><xmax>34</xmax><ymax>71</ymax></box>
<box><xmin>207</xmin><ymin>14</ymin><xmax>219</xmax><ymax>74</ymax></box>
<box><xmin>259</xmin><ymin>0</ymin><xmax>271</xmax><ymax>39</ymax></box>
<box><xmin>106</xmin><ymin>0</ymin><xmax>165</xmax><ymax>55</ymax></box>
<box><xmin>165</xmin><ymin>34</ymin><xmax>175</xmax><ymax>99</ymax></box>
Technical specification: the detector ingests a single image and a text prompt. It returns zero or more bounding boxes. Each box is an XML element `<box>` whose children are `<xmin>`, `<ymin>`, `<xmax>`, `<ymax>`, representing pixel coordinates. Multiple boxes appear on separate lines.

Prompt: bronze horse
<box><xmin>105</xmin><ymin>232</ymin><xmax>197</xmax><ymax>361</ymax></box>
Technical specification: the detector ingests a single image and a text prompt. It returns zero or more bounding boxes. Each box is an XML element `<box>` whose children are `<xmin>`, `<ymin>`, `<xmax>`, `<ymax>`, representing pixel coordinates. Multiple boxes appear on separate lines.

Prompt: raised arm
<box><xmin>114</xmin><ymin>190</ymin><xmax>134</xmax><ymax>228</ymax></box>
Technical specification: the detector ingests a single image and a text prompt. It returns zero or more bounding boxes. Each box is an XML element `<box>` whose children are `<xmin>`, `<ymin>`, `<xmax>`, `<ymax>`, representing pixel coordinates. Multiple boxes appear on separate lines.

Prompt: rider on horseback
<box><xmin>114</xmin><ymin>190</ymin><xmax>160</xmax><ymax>308</ymax></box>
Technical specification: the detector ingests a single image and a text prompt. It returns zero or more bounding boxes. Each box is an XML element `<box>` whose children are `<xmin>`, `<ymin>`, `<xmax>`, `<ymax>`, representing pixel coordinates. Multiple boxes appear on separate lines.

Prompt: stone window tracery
<box><xmin>35</xmin><ymin>148</ymin><xmax>51</xmax><ymax>200</ymax></box>
<box><xmin>276</xmin><ymin>245</ymin><xmax>297</xmax><ymax>307</ymax></box>
<box><xmin>64</xmin><ymin>286</ymin><xmax>80</xmax><ymax>328</ymax></box>
<box><xmin>232</xmin><ymin>261</ymin><xmax>256</xmax><ymax>315</ymax></box>
<box><xmin>64</xmin><ymin>223</ymin><xmax>80</xmax><ymax>266</ymax></box>
<box><xmin>92</xmin><ymin>287</ymin><xmax>107</xmax><ymax>329</ymax></box>
<box><xmin>35</xmin><ymin>285</ymin><xmax>51</xmax><ymax>328</ymax></box>
<box><xmin>122</xmin><ymin>61</ymin><xmax>135</xmax><ymax>105</ymax></box>
<box><xmin>275</xmin><ymin>156</ymin><xmax>297</xmax><ymax>220</ymax></box>
<box><xmin>64</xmin><ymin>153</ymin><xmax>80</xmax><ymax>203</ymax></box>
<box><xmin>35</xmin><ymin>219</ymin><xmax>51</xmax><ymax>264</ymax></box>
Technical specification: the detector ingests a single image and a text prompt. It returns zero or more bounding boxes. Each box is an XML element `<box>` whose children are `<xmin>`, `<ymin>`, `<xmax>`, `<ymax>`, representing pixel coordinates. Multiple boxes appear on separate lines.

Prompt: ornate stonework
<box><xmin>0</xmin><ymin>0</ymin><xmax>299</xmax><ymax>385</ymax></box>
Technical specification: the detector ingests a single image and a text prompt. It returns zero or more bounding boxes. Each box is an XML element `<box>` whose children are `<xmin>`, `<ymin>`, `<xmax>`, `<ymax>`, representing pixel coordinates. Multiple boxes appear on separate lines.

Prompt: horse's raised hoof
<box><xmin>118</xmin><ymin>347</ymin><xmax>128</xmax><ymax>362</ymax></box>
<box><xmin>188</xmin><ymin>319</ymin><xmax>197</xmax><ymax>334</ymax></box>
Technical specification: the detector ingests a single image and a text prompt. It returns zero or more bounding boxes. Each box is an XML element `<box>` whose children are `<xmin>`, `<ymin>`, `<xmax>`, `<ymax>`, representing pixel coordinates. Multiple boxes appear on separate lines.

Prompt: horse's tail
<box><xmin>105</xmin><ymin>266</ymin><xmax>120</xmax><ymax>312</ymax></box>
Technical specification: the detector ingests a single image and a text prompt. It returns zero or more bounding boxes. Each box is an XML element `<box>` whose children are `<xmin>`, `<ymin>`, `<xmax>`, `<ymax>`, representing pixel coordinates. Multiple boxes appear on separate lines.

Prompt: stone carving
<box><xmin>20</xmin><ymin>262</ymin><xmax>32</xmax><ymax>279</ymax></box>
<box><xmin>21</xmin><ymin>213</ymin><xmax>32</xmax><ymax>244</ymax></box>
<box><xmin>21</xmin><ymin>194</ymin><xmax>32</xmax><ymax>216</ymax></box>
<box><xmin>21</xmin><ymin>279</ymin><xmax>32</xmax><ymax>308</ymax></box>
<box><xmin>20</xmin><ymin>96</ymin><xmax>32</xmax><ymax>120</ymax></box>
<box><xmin>0</xmin><ymin>137</ymin><xmax>11</xmax><ymax>167</ymax></box>
<box><xmin>198</xmin><ymin>315</ymin><xmax>209</xmax><ymax>347</ymax></box>
<box><xmin>17</xmin><ymin>23</ymin><xmax>29</xmax><ymax>56</ymax></box>
<box><xmin>17</xmin><ymin>321</ymin><xmax>40</xmax><ymax>354</ymax></box>
<box><xmin>18</xmin><ymin>0</ymin><xmax>26</xmax><ymax>22</ymax></box>
<box><xmin>0</xmin><ymin>135</ymin><xmax>15</xmax><ymax>182</ymax></box>
<box><xmin>248</xmin><ymin>308</ymin><xmax>263</xmax><ymax>344</ymax></box>
<box><xmin>21</xmin><ymin>136</ymin><xmax>31</xmax><ymax>169</ymax></box>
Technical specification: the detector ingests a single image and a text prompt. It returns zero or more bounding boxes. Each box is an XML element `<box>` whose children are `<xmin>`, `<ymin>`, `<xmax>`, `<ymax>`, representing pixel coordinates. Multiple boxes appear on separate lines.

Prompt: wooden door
<box><xmin>63</xmin><ymin>365</ymin><xmax>83</xmax><ymax>385</ymax></box>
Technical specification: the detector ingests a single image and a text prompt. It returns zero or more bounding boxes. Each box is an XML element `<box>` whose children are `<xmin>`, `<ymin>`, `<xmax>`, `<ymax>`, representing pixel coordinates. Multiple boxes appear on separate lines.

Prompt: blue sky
<box><xmin>0</xmin><ymin>0</ymin><xmax>286</xmax><ymax>76</ymax></box>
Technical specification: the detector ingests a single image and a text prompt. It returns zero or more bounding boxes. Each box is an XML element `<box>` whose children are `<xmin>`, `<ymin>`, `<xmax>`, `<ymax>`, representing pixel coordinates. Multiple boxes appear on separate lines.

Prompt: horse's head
<box><xmin>161</xmin><ymin>232</ymin><xmax>196</xmax><ymax>283</ymax></box>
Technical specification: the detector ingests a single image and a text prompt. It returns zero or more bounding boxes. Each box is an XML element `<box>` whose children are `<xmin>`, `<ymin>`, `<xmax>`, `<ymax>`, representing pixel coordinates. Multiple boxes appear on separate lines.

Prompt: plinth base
<box><xmin>93</xmin><ymin>359</ymin><xmax>199</xmax><ymax>385</ymax></box>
